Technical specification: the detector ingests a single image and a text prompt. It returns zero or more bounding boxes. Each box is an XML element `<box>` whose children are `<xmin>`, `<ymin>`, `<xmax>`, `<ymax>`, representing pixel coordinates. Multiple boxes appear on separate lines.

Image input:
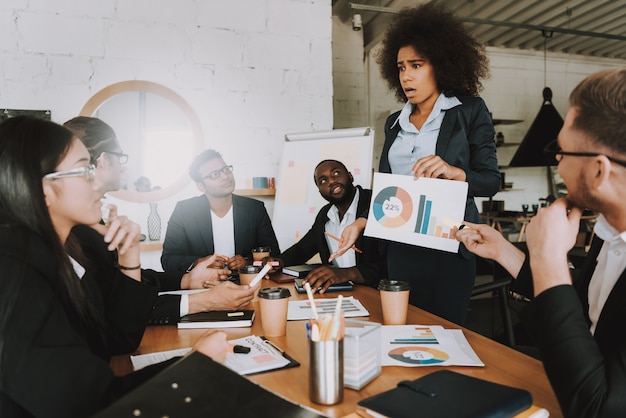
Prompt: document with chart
<box><xmin>380</xmin><ymin>325</ymin><xmax>484</xmax><ymax>367</ymax></box>
<box><xmin>364</xmin><ymin>173</ymin><xmax>468</xmax><ymax>253</ymax></box>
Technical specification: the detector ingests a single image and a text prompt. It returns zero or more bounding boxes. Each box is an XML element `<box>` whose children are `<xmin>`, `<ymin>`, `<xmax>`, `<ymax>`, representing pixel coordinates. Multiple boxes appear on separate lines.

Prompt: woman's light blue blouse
<box><xmin>387</xmin><ymin>94</ymin><xmax>461</xmax><ymax>175</ymax></box>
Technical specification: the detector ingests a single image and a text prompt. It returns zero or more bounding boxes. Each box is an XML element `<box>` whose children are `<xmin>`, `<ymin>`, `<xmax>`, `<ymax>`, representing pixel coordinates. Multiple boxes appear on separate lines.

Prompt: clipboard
<box><xmin>224</xmin><ymin>335</ymin><xmax>300</xmax><ymax>376</ymax></box>
<box><xmin>252</xmin><ymin>336</ymin><xmax>300</xmax><ymax>375</ymax></box>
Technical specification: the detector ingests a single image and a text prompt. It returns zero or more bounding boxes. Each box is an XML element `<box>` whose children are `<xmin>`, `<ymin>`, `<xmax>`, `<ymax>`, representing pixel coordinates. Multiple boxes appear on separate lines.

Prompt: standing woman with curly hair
<box><xmin>376</xmin><ymin>1</ymin><xmax>500</xmax><ymax>324</ymax></box>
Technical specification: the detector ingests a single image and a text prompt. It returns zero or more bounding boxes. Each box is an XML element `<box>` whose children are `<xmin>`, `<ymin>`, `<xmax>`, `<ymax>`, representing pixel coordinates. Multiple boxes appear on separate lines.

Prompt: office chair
<box><xmin>471</xmin><ymin>257</ymin><xmax>515</xmax><ymax>347</ymax></box>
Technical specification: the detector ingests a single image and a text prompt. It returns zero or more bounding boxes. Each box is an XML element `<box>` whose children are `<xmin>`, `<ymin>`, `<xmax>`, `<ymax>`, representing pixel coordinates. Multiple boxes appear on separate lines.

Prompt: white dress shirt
<box><xmin>324</xmin><ymin>188</ymin><xmax>359</xmax><ymax>268</ymax></box>
<box><xmin>587</xmin><ymin>215</ymin><xmax>626</xmax><ymax>334</ymax></box>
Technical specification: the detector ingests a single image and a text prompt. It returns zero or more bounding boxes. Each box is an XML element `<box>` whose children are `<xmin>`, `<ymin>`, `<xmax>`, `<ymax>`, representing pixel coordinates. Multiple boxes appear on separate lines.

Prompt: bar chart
<box><xmin>365</xmin><ymin>173</ymin><xmax>468</xmax><ymax>253</ymax></box>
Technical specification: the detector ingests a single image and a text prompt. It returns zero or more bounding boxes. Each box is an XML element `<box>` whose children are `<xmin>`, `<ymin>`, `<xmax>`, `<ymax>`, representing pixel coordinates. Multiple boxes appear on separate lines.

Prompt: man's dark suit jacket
<box><xmin>72</xmin><ymin>224</ymin><xmax>187</xmax><ymax>325</ymax></box>
<box><xmin>161</xmin><ymin>194</ymin><xmax>280</xmax><ymax>272</ymax></box>
<box><xmin>512</xmin><ymin>236</ymin><xmax>626</xmax><ymax>417</ymax></box>
<box><xmin>280</xmin><ymin>186</ymin><xmax>385</xmax><ymax>286</ymax></box>
<box><xmin>0</xmin><ymin>214</ymin><xmax>168</xmax><ymax>418</ymax></box>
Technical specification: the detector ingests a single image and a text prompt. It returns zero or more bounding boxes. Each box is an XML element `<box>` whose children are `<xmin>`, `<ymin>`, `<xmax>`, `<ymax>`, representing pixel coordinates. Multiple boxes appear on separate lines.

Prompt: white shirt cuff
<box><xmin>180</xmin><ymin>294</ymin><xmax>189</xmax><ymax>317</ymax></box>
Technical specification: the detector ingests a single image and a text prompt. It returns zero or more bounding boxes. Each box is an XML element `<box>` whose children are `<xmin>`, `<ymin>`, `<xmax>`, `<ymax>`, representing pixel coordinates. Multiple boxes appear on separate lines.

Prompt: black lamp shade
<box><xmin>508</xmin><ymin>87</ymin><xmax>563</xmax><ymax>167</ymax></box>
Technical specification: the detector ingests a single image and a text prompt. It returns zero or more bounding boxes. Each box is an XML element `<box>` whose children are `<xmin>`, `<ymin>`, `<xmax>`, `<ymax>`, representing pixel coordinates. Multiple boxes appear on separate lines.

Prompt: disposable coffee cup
<box><xmin>238</xmin><ymin>265</ymin><xmax>262</xmax><ymax>286</ymax></box>
<box><xmin>258</xmin><ymin>287</ymin><xmax>291</xmax><ymax>337</ymax></box>
<box><xmin>252</xmin><ymin>246</ymin><xmax>271</xmax><ymax>262</ymax></box>
<box><xmin>309</xmin><ymin>339</ymin><xmax>344</xmax><ymax>405</ymax></box>
<box><xmin>239</xmin><ymin>266</ymin><xmax>263</xmax><ymax>302</ymax></box>
<box><xmin>378</xmin><ymin>280</ymin><xmax>410</xmax><ymax>325</ymax></box>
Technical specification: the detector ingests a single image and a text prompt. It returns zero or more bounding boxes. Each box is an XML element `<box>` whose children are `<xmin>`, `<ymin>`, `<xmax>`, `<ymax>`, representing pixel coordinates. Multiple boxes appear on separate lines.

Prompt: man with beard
<box><xmin>455</xmin><ymin>68</ymin><xmax>626</xmax><ymax>417</ymax></box>
<box><xmin>161</xmin><ymin>149</ymin><xmax>280</xmax><ymax>273</ymax></box>
<box><xmin>276</xmin><ymin>159</ymin><xmax>386</xmax><ymax>293</ymax></box>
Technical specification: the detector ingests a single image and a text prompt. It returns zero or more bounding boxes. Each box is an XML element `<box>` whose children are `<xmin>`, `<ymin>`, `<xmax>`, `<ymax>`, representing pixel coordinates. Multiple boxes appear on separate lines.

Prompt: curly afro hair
<box><xmin>376</xmin><ymin>1</ymin><xmax>489</xmax><ymax>102</ymax></box>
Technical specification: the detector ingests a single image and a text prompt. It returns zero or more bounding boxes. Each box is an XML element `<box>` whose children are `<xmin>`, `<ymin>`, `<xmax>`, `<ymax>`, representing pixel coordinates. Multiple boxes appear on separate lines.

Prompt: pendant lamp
<box><xmin>508</xmin><ymin>31</ymin><xmax>563</xmax><ymax>167</ymax></box>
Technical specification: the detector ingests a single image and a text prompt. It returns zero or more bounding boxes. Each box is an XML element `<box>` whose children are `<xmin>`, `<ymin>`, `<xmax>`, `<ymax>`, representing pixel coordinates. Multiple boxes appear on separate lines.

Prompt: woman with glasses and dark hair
<box><xmin>0</xmin><ymin>116</ymin><xmax>229</xmax><ymax>417</ymax></box>
<box><xmin>161</xmin><ymin>149</ymin><xmax>281</xmax><ymax>273</ymax></box>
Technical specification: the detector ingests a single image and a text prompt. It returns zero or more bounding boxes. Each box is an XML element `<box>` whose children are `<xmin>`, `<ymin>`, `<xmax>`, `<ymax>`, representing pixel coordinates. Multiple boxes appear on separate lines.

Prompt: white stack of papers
<box><xmin>287</xmin><ymin>296</ymin><xmax>369</xmax><ymax>321</ymax></box>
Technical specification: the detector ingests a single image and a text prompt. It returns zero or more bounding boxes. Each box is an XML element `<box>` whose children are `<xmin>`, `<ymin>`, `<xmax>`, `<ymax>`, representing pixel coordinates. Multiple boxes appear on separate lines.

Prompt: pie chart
<box><xmin>373</xmin><ymin>186</ymin><xmax>413</xmax><ymax>228</ymax></box>
<box><xmin>388</xmin><ymin>346</ymin><xmax>450</xmax><ymax>365</ymax></box>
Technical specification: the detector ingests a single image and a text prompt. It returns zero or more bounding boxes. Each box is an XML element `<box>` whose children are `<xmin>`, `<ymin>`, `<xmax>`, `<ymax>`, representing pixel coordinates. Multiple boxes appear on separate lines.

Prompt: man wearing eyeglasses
<box><xmin>161</xmin><ymin>149</ymin><xmax>280</xmax><ymax>273</ymax></box>
<box><xmin>455</xmin><ymin>68</ymin><xmax>626</xmax><ymax>417</ymax></box>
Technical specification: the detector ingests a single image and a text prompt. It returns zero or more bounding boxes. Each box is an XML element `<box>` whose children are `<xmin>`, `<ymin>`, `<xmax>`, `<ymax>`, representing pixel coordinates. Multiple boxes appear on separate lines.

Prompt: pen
<box><xmin>232</xmin><ymin>344</ymin><xmax>251</xmax><ymax>354</ymax></box>
<box><xmin>325</xmin><ymin>232</ymin><xmax>363</xmax><ymax>253</ymax></box>
<box><xmin>263</xmin><ymin>338</ymin><xmax>285</xmax><ymax>354</ymax></box>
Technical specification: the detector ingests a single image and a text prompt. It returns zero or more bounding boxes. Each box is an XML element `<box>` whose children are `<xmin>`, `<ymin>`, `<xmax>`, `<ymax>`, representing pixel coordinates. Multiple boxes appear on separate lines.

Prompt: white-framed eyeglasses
<box><xmin>43</xmin><ymin>164</ymin><xmax>96</xmax><ymax>181</ymax></box>
<box><xmin>104</xmin><ymin>151</ymin><xmax>129</xmax><ymax>165</ymax></box>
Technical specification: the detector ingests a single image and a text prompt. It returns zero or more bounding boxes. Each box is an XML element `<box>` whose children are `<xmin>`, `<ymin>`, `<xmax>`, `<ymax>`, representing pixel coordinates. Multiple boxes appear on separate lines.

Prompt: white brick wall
<box><xmin>0</xmin><ymin>0</ymin><xmax>333</xmax><ymax>266</ymax></box>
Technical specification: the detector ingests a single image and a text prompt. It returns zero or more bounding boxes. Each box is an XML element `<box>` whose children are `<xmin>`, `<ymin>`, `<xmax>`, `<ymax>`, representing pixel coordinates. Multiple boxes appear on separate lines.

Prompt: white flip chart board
<box><xmin>273</xmin><ymin>127</ymin><xmax>374</xmax><ymax>252</ymax></box>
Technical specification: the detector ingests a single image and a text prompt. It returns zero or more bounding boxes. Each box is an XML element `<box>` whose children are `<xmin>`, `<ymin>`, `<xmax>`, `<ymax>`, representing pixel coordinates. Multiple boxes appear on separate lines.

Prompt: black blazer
<box><xmin>72</xmin><ymin>224</ymin><xmax>186</xmax><ymax>325</ymax></box>
<box><xmin>379</xmin><ymin>96</ymin><xmax>500</xmax><ymax>225</ymax></box>
<box><xmin>0</xmin><ymin>217</ymin><xmax>161</xmax><ymax>418</ymax></box>
<box><xmin>514</xmin><ymin>237</ymin><xmax>626</xmax><ymax>417</ymax></box>
<box><xmin>161</xmin><ymin>194</ymin><xmax>280</xmax><ymax>272</ymax></box>
<box><xmin>280</xmin><ymin>186</ymin><xmax>385</xmax><ymax>286</ymax></box>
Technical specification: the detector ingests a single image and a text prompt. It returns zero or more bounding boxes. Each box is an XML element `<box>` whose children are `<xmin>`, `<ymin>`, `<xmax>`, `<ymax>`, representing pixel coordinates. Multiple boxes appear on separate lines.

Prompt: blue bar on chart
<box><xmin>414</xmin><ymin>194</ymin><xmax>454</xmax><ymax>239</ymax></box>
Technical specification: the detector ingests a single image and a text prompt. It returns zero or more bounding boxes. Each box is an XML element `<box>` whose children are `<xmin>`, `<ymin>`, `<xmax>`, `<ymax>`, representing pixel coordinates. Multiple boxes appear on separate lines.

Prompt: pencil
<box><xmin>324</xmin><ymin>232</ymin><xmax>363</xmax><ymax>253</ymax></box>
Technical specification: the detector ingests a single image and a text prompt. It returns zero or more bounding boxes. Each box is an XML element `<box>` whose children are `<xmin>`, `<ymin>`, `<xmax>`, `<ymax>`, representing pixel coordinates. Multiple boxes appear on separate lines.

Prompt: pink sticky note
<box><xmin>353</xmin><ymin>168</ymin><xmax>361</xmax><ymax>175</ymax></box>
<box><xmin>309</xmin><ymin>206</ymin><xmax>316</xmax><ymax>214</ymax></box>
<box><xmin>288</xmin><ymin>161</ymin><xmax>295</xmax><ymax>167</ymax></box>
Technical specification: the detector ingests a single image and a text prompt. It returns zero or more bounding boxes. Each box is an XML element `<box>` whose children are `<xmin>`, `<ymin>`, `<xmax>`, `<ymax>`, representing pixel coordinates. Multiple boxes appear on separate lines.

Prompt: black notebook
<box><xmin>95</xmin><ymin>352</ymin><xmax>325</xmax><ymax>418</ymax></box>
<box><xmin>282</xmin><ymin>263</ymin><xmax>322</xmax><ymax>278</ymax></box>
<box><xmin>178</xmin><ymin>310</ymin><xmax>254</xmax><ymax>329</ymax></box>
<box><xmin>357</xmin><ymin>370</ymin><xmax>532</xmax><ymax>418</ymax></box>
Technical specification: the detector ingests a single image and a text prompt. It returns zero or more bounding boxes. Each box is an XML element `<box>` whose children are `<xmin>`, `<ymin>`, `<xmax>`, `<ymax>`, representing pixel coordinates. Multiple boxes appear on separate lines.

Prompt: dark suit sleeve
<box><xmin>161</xmin><ymin>201</ymin><xmax>198</xmax><ymax>272</ymax></box>
<box><xmin>141</xmin><ymin>268</ymin><xmax>183</xmax><ymax>291</ymax></box>
<box><xmin>461</xmin><ymin>97</ymin><xmax>500</xmax><ymax>198</ymax></box>
<box><xmin>521</xmin><ymin>285</ymin><xmax>626</xmax><ymax>418</ymax></box>
<box><xmin>0</xmin><ymin>252</ymin><xmax>158</xmax><ymax>417</ymax></box>
<box><xmin>148</xmin><ymin>295</ymin><xmax>182</xmax><ymax>325</ymax></box>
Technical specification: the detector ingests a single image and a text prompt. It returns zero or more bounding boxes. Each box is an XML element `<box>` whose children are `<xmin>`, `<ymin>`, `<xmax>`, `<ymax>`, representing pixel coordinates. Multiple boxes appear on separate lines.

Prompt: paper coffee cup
<box><xmin>252</xmin><ymin>246</ymin><xmax>271</xmax><ymax>262</ymax></box>
<box><xmin>258</xmin><ymin>287</ymin><xmax>291</xmax><ymax>337</ymax></box>
<box><xmin>378</xmin><ymin>280</ymin><xmax>410</xmax><ymax>325</ymax></box>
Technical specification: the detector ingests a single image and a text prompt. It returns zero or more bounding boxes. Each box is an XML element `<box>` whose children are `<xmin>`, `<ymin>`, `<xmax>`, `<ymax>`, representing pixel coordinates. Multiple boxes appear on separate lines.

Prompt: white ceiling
<box><xmin>333</xmin><ymin>0</ymin><xmax>626</xmax><ymax>59</ymax></box>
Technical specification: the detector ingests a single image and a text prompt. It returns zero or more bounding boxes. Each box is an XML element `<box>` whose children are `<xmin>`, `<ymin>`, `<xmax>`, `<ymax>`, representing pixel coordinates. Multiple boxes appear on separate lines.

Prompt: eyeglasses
<box><xmin>105</xmin><ymin>151</ymin><xmax>128</xmax><ymax>165</ymax></box>
<box><xmin>43</xmin><ymin>164</ymin><xmax>96</xmax><ymax>181</ymax></box>
<box><xmin>543</xmin><ymin>140</ymin><xmax>626</xmax><ymax>168</ymax></box>
<box><xmin>202</xmin><ymin>165</ymin><xmax>234</xmax><ymax>181</ymax></box>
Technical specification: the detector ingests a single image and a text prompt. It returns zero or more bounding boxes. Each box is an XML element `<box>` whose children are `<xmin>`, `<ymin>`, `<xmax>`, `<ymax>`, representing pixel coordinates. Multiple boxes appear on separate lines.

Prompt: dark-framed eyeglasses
<box><xmin>543</xmin><ymin>140</ymin><xmax>626</xmax><ymax>168</ymax></box>
<box><xmin>202</xmin><ymin>165</ymin><xmax>234</xmax><ymax>181</ymax></box>
<box><xmin>43</xmin><ymin>164</ymin><xmax>96</xmax><ymax>182</ymax></box>
<box><xmin>105</xmin><ymin>151</ymin><xmax>129</xmax><ymax>165</ymax></box>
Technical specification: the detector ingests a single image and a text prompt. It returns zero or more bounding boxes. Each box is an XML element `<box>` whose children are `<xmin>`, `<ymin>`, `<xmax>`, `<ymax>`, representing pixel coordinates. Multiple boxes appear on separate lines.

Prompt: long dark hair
<box><xmin>0</xmin><ymin>116</ymin><xmax>102</xmax><ymax>376</ymax></box>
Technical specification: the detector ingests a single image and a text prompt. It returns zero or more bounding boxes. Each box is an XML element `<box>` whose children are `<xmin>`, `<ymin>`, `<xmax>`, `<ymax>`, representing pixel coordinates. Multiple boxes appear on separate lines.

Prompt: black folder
<box><xmin>357</xmin><ymin>370</ymin><xmax>532</xmax><ymax>418</ymax></box>
<box><xmin>95</xmin><ymin>352</ymin><xmax>324</xmax><ymax>418</ymax></box>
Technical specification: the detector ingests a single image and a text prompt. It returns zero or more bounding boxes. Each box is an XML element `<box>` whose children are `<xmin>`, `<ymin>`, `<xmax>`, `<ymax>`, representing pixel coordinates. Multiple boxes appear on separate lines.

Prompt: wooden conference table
<box><xmin>110</xmin><ymin>278</ymin><xmax>562</xmax><ymax>418</ymax></box>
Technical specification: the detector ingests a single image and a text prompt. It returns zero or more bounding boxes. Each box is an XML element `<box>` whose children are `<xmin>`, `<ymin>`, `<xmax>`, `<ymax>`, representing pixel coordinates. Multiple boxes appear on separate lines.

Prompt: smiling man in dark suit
<box><xmin>161</xmin><ymin>149</ymin><xmax>280</xmax><ymax>273</ymax></box>
<box><xmin>456</xmin><ymin>68</ymin><xmax>626</xmax><ymax>417</ymax></box>
<box><xmin>274</xmin><ymin>159</ymin><xmax>385</xmax><ymax>293</ymax></box>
